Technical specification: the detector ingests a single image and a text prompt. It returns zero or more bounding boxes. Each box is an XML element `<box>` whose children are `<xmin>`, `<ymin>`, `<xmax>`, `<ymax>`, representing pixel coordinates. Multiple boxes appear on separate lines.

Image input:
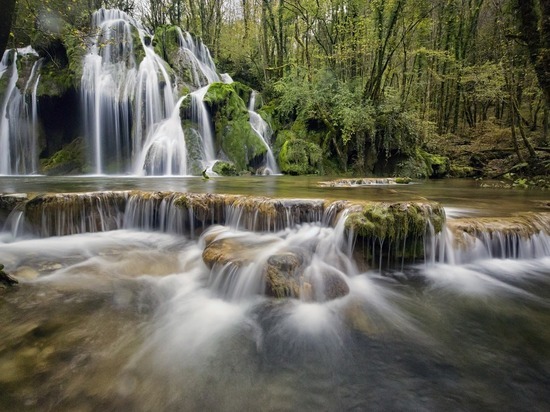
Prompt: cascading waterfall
<box><xmin>1</xmin><ymin>8</ymin><xmax>276</xmax><ymax>177</ymax></box>
<box><xmin>248</xmin><ymin>91</ymin><xmax>279</xmax><ymax>174</ymax></box>
<box><xmin>0</xmin><ymin>48</ymin><xmax>42</xmax><ymax>175</ymax></box>
<box><xmin>82</xmin><ymin>8</ymin><xmax>176</xmax><ymax>174</ymax></box>
<box><xmin>80</xmin><ymin>8</ymin><xmax>240</xmax><ymax>175</ymax></box>
<box><xmin>134</xmin><ymin>96</ymin><xmax>188</xmax><ymax>175</ymax></box>
<box><xmin>190</xmin><ymin>86</ymin><xmax>216</xmax><ymax>165</ymax></box>
<box><xmin>175</xmin><ymin>28</ymin><xmax>220</xmax><ymax>87</ymax></box>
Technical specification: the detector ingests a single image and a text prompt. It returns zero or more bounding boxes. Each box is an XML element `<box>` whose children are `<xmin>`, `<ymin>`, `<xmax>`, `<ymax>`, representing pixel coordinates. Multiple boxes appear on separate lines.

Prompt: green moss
<box><xmin>41</xmin><ymin>137</ymin><xmax>87</xmax><ymax>175</ymax></box>
<box><xmin>212</xmin><ymin>161</ymin><xmax>238</xmax><ymax>176</ymax></box>
<box><xmin>419</xmin><ymin>150</ymin><xmax>450</xmax><ymax>178</ymax></box>
<box><xmin>154</xmin><ymin>25</ymin><xmax>182</xmax><ymax>66</ymax></box>
<box><xmin>396</xmin><ymin>149</ymin><xmax>450</xmax><ymax>179</ymax></box>
<box><xmin>278</xmin><ymin>138</ymin><xmax>322</xmax><ymax>175</ymax></box>
<box><xmin>450</xmin><ymin>164</ymin><xmax>476</xmax><ymax>178</ymax></box>
<box><xmin>345</xmin><ymin>202</ymin><xmax>445</xmax><ymax>242</ymax></box>
<box><xmin>231</xmin><ymin>81</ymin><xmax>252</xmax><ymax>105</ymax></box>
<box><xmin>220</xmin><ymin>118</ymin><xmax>267</xmax><ymax>170</ymax></box>
<box><xmin>182</xmin><ymin>122</ymin><xmax>204</xmax><ymax>175</ymax></box>
<box><xmin>204</xmin><ymin>82</ymin><xmax>267</xmax><ymax>171</ymax></box>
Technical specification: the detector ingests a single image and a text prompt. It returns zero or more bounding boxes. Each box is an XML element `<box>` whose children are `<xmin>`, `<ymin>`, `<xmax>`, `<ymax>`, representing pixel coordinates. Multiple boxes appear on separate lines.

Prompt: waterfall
<box><xmin>429</xmin><ymin>215</ymin><xmax>550</xmax><ymax>264</ymax></box>
<box><xmin>175</xmin><ymin>28</ymin><xmax>220</xmax><ymax>87</ymax></box>
<box><xmin>134</xmin><ymin>96</ymin><xmax>188</xmax><ymax>175</ymax></box>
<box><xmin>248</xmin><ymin>91</ymin><xmax>279</xmax><ymax>175</ymax></box>
<box><xmin>81</xmin><ymin>8</ymin><xmax>176</xmax><ymax>174</ymax></box>
<box><xmin>0</xmin><ymin>48</ymin><xmax>41</xmax><ymax>175</ymax></box>
<box><xmin>79</xmin><ymin>8</ymin><xmax>235</xmax><ymax>175</ymax></box>
<box><xmin>190</xmin><ymin>86</ymin><xmax>216</xmax><ymax>166</ymax></box>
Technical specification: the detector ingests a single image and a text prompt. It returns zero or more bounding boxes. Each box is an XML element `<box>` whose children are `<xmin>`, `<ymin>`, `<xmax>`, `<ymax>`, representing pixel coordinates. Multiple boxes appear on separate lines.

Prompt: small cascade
<box><xmin>175</xmin><ymin>28</ymin><xmax>220</xmax><ymax>87</ymax></box>
<box><xmin>135</xmin><ymin>96</ymin><xmax>188</xmax><ymax>175</ymax></box>
<box><xmin>0</xmin><ymin>48</ymin><xmax>41</xmax><ymax>175</ymax></box>
<box><xmin>190</xmin><ymin>87</ymin><xmax>216</xmax><ymax>165</ymax></box>
<box><xmin>429</xmin><ymin>213</ymin><xmax>550</xmax><ymax>264</ymax></box>
<box><xmin>203</xmin><ymin>208</ymin><xmax>352</xmax><ymax>302</ymax></box>
<box><xmin>248</xmin><ymin>91</ymin><xmax>279</xmax><ymax>174</ymax></box>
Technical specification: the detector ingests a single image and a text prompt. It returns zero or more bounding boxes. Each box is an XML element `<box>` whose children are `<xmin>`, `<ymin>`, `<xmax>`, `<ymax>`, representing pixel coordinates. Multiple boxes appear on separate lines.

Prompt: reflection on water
<box><xmin>0</xmin><ymin>175</ymin><xmax>548</xmax><ymax>216</ymax></box>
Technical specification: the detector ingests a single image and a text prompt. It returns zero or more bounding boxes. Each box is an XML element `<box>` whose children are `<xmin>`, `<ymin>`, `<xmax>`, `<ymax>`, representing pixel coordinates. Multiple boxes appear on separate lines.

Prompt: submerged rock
<box><xmin>0</xmin><ymin>264</ymin><xmax>19</xmax><ymax>288</ymax></box>
<box><xmin>318</xmin><ymin>177</ymin><xmax>412</xmax><ymax>187</ymax></box>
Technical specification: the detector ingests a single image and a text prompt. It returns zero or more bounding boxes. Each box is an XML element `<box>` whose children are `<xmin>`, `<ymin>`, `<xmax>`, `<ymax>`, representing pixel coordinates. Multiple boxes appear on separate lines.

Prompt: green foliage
<box><xmin>278</xmin><ymin>138</ymin><xmax>322</xmax><ymax>175</ymax></box>
<box><xmin>212</xmin><ymin>160</ymin><xmax>238</xmax><ymax>176</ymax></box>
<box><xmin>396</xmin><ymin>149</ymin><xmax>450</xmax><ymax>179</ymax></box>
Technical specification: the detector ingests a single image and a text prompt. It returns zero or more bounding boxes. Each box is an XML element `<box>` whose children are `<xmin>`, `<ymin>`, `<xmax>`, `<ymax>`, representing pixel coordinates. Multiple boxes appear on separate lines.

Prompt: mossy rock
<box><xmin>204</xmin><ymin>82</ymin><xmax>267</xmax><ymax>170</ymax></box>
<box><xmin>396</xmin><ymin>149</ymin><xmax>450</xmax><ymax>179</ymax></box>
<box><xmin>345</xmin><ymin>201</ymin><xmax>445</xmax><ymax>263</ymax></box>
<box><xmin>231</xmin><ymin>82</ymin><xmax>253</xmax><ymax>106</ymax></box>
<box><xmin>212</xmin><ymin>161</ymin><xmax>238</xmax><ymax>176</ymax></box>
<box><xmin>450</xmin><ymin>164</ymin><xmax>477</xmax><ymax>178</ymax></box>
<box><xmin>154</xmin><ymin>26</ymin><xmax>207</xmax><ymax>89</ymax></box>
<box><xmin>182</xmin><ymin>122</ymin><xmax>205</xmax><ymax>175</ymax></box>
<box><xmin>419</xmin><ymin>150</ymin><xmax>450</xmax><ymax>178</ymax></box>
<box><xmin>345</xmin><ymin>201</ymin><xmax>445</xmax><ymax>243</ymax></box>
<box><xmin>32</xmin><ymin>24</ymin><xmax>88</xmax><ymax>97</ymax></box>
<box><xmin>41</xmin><ymin>137</ymin><xmax>87</xmax><ymax>175</ymax></box>
<box><xmin>278</xmin><ymin>138</ymin><xmax>322</xmax><ymax>175</ymax></box>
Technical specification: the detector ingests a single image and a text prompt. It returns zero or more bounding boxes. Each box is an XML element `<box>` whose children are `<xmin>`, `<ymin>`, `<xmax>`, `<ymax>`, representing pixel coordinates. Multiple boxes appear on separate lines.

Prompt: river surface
<box><xmin>0</xmin><ymin>175</ymin><xmax>548</xmax><ymax>215</ymax></box>
<box><xmin>0</xmin><ymin>176</ymin><xmax>549</xmax><ymax>411</ymax></box>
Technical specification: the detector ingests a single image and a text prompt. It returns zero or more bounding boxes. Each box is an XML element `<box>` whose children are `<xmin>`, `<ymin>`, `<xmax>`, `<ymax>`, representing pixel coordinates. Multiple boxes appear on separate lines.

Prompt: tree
<box><xmin>0</xmin><ymin>0</ymin><xmax>16</xmax><ymax>57</ymax></box>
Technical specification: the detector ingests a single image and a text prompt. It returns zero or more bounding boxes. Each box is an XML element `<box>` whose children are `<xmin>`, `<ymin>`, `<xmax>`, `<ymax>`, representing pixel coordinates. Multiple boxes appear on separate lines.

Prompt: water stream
<box><xmin>0</xmin><ymin>178</ymin><xmax>548</xmax><ymax>410</ymax></box>
<box><xmin>0</xmin><ymin>48</ymin><xmax>42</xmax><ymax>175</ymax></box>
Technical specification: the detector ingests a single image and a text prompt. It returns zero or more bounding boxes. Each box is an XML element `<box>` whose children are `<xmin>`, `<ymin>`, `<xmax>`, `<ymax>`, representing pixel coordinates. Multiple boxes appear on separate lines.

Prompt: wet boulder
<box><xmin>0</xmin><ymin>264</ymin><xmax>19</xmax><ymax>288</ymax></box>
<box><xmin>314</xmin><ymin>267</ymin><xmax>350</xmax><ymax>301</ymax></box>
<box><xmin>265</xmin><ymin>253</ymin><xmax>349</xmax><ymax>300</ymax></box>
<box><xmin>264</xmin><ymin>253</ymin><xmax>305</xmax><ymax>298</ymax></box>
<box><xmin>202</xmin><ymin>236</ymin><xmax>263</xmax><ymax>269</ymax></box>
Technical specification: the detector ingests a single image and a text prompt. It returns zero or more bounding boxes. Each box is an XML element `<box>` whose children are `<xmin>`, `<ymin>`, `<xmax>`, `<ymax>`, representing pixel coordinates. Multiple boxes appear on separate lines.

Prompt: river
<box><xmin>0</xmin><ymin>176</ymin><xmax>549</xmax><ymax>411</ymax></box>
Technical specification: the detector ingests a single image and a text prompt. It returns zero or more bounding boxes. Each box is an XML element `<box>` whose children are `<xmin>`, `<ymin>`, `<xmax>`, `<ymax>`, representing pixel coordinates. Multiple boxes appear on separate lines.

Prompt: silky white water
<box><xmin>0</xmin><ymin>48</ymin><xmax>41</xmax><ymax>175</ymax></box>
<box><xmin>0</xmin><ymin>192</ymin><xmax>549</xmax><ymax>410</ymax></box>
<box><xmin>248</xmin><ymin>91</ymin><xmax>279</xmax><ymax>175</ymax></box>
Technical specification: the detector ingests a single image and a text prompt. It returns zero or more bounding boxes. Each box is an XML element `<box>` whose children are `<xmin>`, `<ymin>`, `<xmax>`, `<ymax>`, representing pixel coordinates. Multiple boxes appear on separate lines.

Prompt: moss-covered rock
<box><xmin>41</xmin><ymin>137</ymin><xmax>87</xmax><ymax>175</ymax></box>
<box><xmin>212</xmin><ymin>161</ymin><xmax>238</xmax><ymax>176</ymax></box>
<box><xmin>154</xmin><ymin>26</ymin><xmax>207</xmax><ymax>90</ymax></box>
<box><xmin>396</xmin><ymin>149</ymin><xmax>450</xmax><ymax>179</ymax></box>
<box><xmin>278</xmin><ymin>138</ymin><xmax>322</xmax><ymax>175</ymax></box>
<box><xmin>33</xmin><ymin>25</ymin><xmax>87</xmax><ymax>97</ymax></box>
<box><xmin>204</xmin><ymin>82</ymin><xmax>267</xmax><ymax>171</ymax></box>
<box><xmin>345</xmin><ymin>201</ymin><xmax>445</xmax><ymax>263</ymax></box>
<box><xmin>419</xmin><ymin>150</ymin><xmax>450</xmax><ymax>178</ymax></box>
<box><xmin>182</xmin><ymin>122</ymin><xmax>205</xmax><ymax>175</ymax></box>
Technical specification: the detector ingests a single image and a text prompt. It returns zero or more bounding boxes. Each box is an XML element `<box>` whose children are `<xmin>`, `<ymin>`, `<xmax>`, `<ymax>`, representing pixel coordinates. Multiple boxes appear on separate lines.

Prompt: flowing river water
<box><xmin>0</xmin><ymin>176</ymin><xmax>549</xmax><ymax>411</ymax></box>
